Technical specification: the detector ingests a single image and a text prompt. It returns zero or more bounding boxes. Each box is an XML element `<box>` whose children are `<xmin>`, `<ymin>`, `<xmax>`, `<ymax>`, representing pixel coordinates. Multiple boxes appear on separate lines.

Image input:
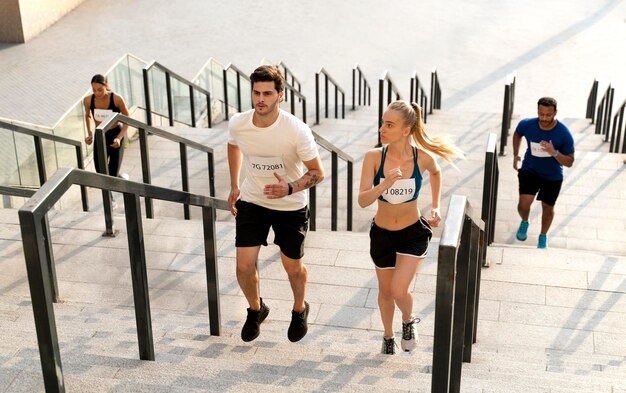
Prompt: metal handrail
<box><xmin>97</xmin><ymin>113</ymin><xmax>216</xmax><ymax>232</ymax></box>
<box><xmin>284</xmin><ymin>80</ymin><xmax>308</xmax><ymax>124</ymax></box>
<box><xmin>609</xmin><ymin>99</ymin><xmax>626</xmax><ymax>154</ymax></box>
<box><xmin>18</xmin><ymin>167</ymin><xmax>229</xmax><ymax>393</ymax></box>
<box><xmin>430</xmin><ymin>66</ymin><xmax>442</xmax><ymax>114</ymax></box>
<box><xmin>309</xmin><ymin>131</ymin><xmax>353</xmax><ymax>232</ymax></box>
<box><xmin>377</xmin><ymin>70</ymin><xmax>403</xmax><ymax>146</ymax></box>
<box><xmin>315</xmin><ymin>66</ymin><xmax>346</xmax><ymax>125</ymax></box>
<box><xmin>223</xmin><ymin>63</ymin><xmax>251</xmax><ymax>120</ymax></box>
<box><xmin>586</xmin><ymin>79</ymin><xmax>599</xmax><ymax>123</ymax></box>
<box><xmin>481</xmin><ymin>133</ymin><xmax>499</xmax><ymax>267</ymax></box>
<box><xmin>142</xmin><ymin>60</ymin><xmax>213</xmax><ymax>128</ymax></box>
<box><xmin>595</xmin><ymin>84</ymin><xmax>614</xmax><ymax>142</ymax></box>
<box><xmin>432</xmin><ymin>194</ymin><xmax>485</xmax><ymax>393</ymax></box>
<box><xmin>278</xmin><ymin>61</ymin><xmax>302</xmax><ymax>104</ymax></box>
<box><xmin>410</xmin><ymin>71</ymin><xmax>429</xmax><ymax>123</ymax></box>
<box><xmin>499</xmin><ymin>72</ymin><xmax>516</xmax><ymax>156</ymax></box>
<box><xmin>0</xmin><ymin>118</ymin><xmax>89</xmax><ymax>211</ymax></box>
<box><xmin>352</xmin><ymin>64</ymin><xmax>371</xmax><ymax>110</ymax></box>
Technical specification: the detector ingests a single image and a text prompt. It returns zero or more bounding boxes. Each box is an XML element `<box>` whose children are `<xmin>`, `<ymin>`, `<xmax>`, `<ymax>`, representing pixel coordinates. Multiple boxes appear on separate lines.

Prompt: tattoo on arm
<box><xmin>295</xmin><ymin>171</ymin><xmax>320</xmax><ymax>191</ymax></box>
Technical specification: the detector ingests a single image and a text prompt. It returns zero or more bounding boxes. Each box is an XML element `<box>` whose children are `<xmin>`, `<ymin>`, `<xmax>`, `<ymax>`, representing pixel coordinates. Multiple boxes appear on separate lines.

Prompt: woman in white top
<box><xmin>83</xmin><ymin>74</ymin><xmax>129</xmax><ymax>178</ymax></box>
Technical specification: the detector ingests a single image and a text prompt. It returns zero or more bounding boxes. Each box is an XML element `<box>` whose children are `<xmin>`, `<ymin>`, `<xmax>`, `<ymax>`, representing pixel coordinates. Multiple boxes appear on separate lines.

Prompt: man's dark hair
<box><xmin>537</xmin><ymin>97</ymin><xmax>557</xmax><ymax>110</ymax></box>
<box><xmin>250</xmin><ymin>65</ymin><xmax>284</xmax><ymax>93</ymax></box>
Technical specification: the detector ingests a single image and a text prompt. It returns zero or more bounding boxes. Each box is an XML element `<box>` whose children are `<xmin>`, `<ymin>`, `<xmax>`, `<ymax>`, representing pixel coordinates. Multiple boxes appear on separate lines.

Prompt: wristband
<box><xmin>287</xmin><ymin>183</ymin><xmax>293</xmax><ymax>195</ymax></box>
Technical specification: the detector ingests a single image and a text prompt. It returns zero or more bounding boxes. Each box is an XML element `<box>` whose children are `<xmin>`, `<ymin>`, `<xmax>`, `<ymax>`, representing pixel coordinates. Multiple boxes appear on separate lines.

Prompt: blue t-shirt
<box><xmin>515</xmin><ymin>118</ymin><xmax>574</xmax><ymax>181</ymax></box>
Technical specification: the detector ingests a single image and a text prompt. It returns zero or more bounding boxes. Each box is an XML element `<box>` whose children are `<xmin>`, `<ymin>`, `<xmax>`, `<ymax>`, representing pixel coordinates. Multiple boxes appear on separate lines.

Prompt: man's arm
<box><xmin>227</xmin><ymin>143</ymin><xmax>242</xmax><ymax>215</ymax></box>
<box><xmin>263</xmin><ymin>155</ymin><xmax>325</xmax><ymax>199</ymax></box>
<box><xmin>512</xmin><ymin>131</ymin><xmax>522</xmax><ymax>170</ymax></box>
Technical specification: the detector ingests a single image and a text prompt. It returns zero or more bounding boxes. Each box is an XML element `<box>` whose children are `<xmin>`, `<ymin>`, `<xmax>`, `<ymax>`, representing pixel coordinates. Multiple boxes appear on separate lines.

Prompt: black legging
<box><xmin>93</xmin><ymin>126</ymin><xmax>124</xmax><ymax>177</ymax></box>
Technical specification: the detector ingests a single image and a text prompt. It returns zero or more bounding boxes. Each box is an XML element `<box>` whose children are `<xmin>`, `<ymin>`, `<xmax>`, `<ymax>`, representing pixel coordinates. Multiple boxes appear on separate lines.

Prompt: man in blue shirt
<box><xmin>512</xmin><ymin>97</ymin><xmax>575</xmax><ymax>248</ymax></box>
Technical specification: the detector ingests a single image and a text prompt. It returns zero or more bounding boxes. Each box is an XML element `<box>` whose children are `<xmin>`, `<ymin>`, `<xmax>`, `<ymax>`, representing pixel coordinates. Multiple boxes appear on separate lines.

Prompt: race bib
<box><xmin>94</xmin><ymin>109</ymin><xmax>114</xmax><ymax>123</ymax></box>
<box><xmin>530</xmin><ymin>141</ymin><xmax>551</xmax><ymax>158</ymax></box>
<box><xmin>381</xmin><ymin>178</ymin><xmax>416</xmax><ymax>204</ymax></box>
<box><xmin>250</xmin><ymin>156</ymin><xmax>286</xmax><ymax>177</ymax></box>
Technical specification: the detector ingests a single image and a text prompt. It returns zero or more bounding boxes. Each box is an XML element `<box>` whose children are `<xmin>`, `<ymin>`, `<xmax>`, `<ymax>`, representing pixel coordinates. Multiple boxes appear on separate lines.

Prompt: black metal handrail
<box><xmin>0</xmin><ymin>118</ymin><xmax>89</xmax><ymax>211</ymax></box>
<box><xmin>609</xmin><ymin>99</ymin><xmax>626</xmax><ymax>154</ymax></box>
<box><xmin>97</xmin><ymin>113</ymin><xmax>216</xmax><ymax>233</ymax></box>
<box><xmin>481</xmin><ymin>133</ymin><xmax>499</xmax><ymax>267</ymax></box>
<box><xmin>223</xmin><ymin>63</ymin><xmax>251</xmax><ymax>120</ymax></box>
<box><xmin>315</xmin><ymin>66</ymin><xmax>346</xmax><ymax>125</ymax></box>
<box><xmin>309</xmin><ymin>131</ymin><xmax>353</xmax><ymax>232</ymax></box>
<box><xmin>586</xmin><ymin>79</ymin><xmax>599</xmax><ymax>123</ymax></box>
<box><xmin>430</xmin><ymin>67</ymin><xmax>442</xmax><ymax>114</ymax></box>
<box><xmin>142</xmin><ymin>60</ymin><xmax>213</xmax><ymax>128</ymax></box>
<box><xmin>278</xmin><ymin>61</ymin><xmax>302</xmax><ymax>104</ymax></box>
<box><xmin>410</xmin><ymin>71</ymin><xmax>429</xmax><ymax>123</ymax></box>
<box><xmin>352</xmin><ymin>64</ymin><xmax>371</xmax><ymax>110</ymax></box>
<box><xmin>432</xmin><ymin>194</ymin><xmax>485</xmax><ymax>393</ymax></box>
<box><xmin>284</xmin><ymin>80</ymin><xmax>308</xmax><ymax>124</ymax></box>
<box><xmin>499</xmin><ymin>73</ymin><xmax>516</xmax><ymax>156</ymax></box>
<box><xmin>18</xmin><ymin>167</ymin><xmax>228</xmax><ymax>393</ymax></box>
<box><xmin>595</xmin><ymin>84</ymin><xmax>614</xmax><ymax>142</ymax></box>
<box><xmin>377</xmin><ymin>70</ymin><xmax>403</xmax><ymax>146</ymax></box>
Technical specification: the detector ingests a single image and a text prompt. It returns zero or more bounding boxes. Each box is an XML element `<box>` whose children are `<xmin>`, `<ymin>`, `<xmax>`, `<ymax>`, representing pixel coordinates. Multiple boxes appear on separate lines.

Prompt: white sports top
<box><xmin>228</xmin><ymin>109</ymin><xmax>319</xmax><ymax>210</ymax></box>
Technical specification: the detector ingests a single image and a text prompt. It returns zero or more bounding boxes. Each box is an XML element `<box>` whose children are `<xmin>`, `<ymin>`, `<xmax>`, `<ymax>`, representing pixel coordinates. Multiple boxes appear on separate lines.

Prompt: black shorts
<box><xmin>369</xmin><ymin>216</ymin><xmax>433</xmax><ymax>269</ymax></box>
<box><xmin>518</xmin><ymin>169</ymin><xmax>563</xmax><ymax>206</ymax></box>
<box><xmin>235</xmin><ymin>199</ymin><xmax>309</xmax><ymax>260</ymax></box>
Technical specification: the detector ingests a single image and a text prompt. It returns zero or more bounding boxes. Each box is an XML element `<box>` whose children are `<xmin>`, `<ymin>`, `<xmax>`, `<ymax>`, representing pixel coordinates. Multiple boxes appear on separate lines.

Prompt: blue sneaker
<box><xmin>538</xmin><ymin>234</ymin><xmax>548</xmax><ymax>249</ymax></box>
<box><xmin>516</xmin><ymin>221</ymin><xmax>529</xmax><ymax>241</ymax></box>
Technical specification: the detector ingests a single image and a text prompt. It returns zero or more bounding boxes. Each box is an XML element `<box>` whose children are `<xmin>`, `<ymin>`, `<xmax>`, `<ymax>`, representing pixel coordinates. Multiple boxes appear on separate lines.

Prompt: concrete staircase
<box><xmin>2</xmin><ymin>103</ymin><xmax>626</xmax><ymax>392</ymax></box>
<box><xmin>1</xmin><ymin>205</ymin><xmax>626</xmax><ymax>392</ymax></box>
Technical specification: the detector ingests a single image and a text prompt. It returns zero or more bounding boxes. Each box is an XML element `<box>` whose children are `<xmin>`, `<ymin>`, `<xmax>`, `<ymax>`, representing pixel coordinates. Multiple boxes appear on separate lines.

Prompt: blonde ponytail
<box><xmin>386</xmin><ymin>100</ymin><xmax>463</xmax><ymax>164</ymax></box>
<box><xmin>409</xmin><ymin>102</ymin><xmax>463</xmax><ymax>163</ymax></box>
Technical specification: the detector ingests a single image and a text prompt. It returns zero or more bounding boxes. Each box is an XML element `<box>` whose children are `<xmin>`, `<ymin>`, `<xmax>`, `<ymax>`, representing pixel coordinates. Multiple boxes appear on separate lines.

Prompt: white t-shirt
<box><xmin>228</xmin><ymin>109</ymin><xmax>319</xmax><ymax>211</ymax></box>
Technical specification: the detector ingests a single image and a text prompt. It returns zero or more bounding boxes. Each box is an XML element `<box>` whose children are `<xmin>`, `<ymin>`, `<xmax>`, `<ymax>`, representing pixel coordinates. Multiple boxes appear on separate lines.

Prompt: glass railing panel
<box><xmin>171</xmin><ymin>78</ymin><xmax>192</xmax><ymax>125</ymax></box>
<box><xmin>148</xmin><ymin>68</ymin><xmax>169</xmax><ymax>120</ymax></box>
<box><xmin>241</xmin><ymin>78</ymin><xmax>252</xmax><ymax>111</ymax></box>
<box><xmin>13</xmin><ymin>132</ymin><xmax>39</xmax><ymax>187</ymax></box>
<box><xmin>0</xmin><ymin>129</ymin><xmax>19</xmax><ymax>185</ymax></box>
<box><xmin>193</xmin><ymin>87</ymin><xmax>208</xmax><ymax>127</ymax></box>
<box><xmin>127</xmin><ymin>56</ymin><xmax>146</xmax><ymax>110</ymax></box>
<box><xmin>225</xmin><ymin>68</ymin><xmax>240</xmax><ymax>114</ymax></box>
<box><xmin>54</xmin><ymin>102</ymin><xmax>87</xmax><ymax>156</ymax></box>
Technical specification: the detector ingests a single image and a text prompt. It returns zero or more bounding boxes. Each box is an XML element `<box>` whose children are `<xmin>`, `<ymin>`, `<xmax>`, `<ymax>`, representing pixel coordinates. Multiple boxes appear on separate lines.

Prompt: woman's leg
<box><xmin>391</xmin><ymin>254</ymin><xmax>424</xmax><ymax>321</ymax></box>
<box><xmin>375</xmin><ymin>267</ymin><xmax>395</xmax><ymax>338</ymax></box>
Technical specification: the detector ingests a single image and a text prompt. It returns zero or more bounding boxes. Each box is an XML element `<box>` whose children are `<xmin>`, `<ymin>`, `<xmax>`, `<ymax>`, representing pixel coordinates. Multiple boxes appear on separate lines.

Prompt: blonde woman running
<box><xmin>358</xmin><ymin>100</ymin><xmax>462</xmax><ymax>355</ymax></box>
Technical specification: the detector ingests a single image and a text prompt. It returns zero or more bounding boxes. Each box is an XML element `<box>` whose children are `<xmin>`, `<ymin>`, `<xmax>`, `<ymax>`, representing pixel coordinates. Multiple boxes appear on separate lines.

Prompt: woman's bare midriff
<box><xmin>373</xmin><ymin>199</ymin><xmax>421</xmax><ymax>231</ymax></box>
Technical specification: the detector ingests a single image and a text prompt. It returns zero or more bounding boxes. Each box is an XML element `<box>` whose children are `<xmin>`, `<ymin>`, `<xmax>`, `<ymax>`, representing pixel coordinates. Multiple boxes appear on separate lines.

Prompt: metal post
<box><xmin>34</xmin><ymin>136</ymin><xmax>47</xmax><ymax>186</ymax></box>
<box><xmin>138</xmin><ymin>128</ymin><xmax>153</xmax><ymax>219</ymax></box>
<box><xmin>189</xmin><ymin>85</ymin><xmax>196</xmax><ymax>128</ymax></box>
<box><xmin>331</xmin><ymin>152</ymin><xmax>338</xmax><ymax>231</ymax></box>
<box><xmin>18</xmin><ymin>210</ymin><xmax>65</xmax><ymax>392</ymax></box>
<box><xmin>325</xmin><ymin>74</ymin><xmax>329</xmax><ymax>119</ymax></box>
<box><xmin>75</xmin><ymin>145</ymin><xmax>89</xmax><ymax>212</ymax></box>
<box><xmin>347</xmin><ymin>162</ymin><xmax>353</xmax><ymax>231</ymax></box>
<box><xmin>352</xmin><ymin>68</ymin><xmax>356</xmax><ymax>110</ymax></box>
<box><xmin>208</xmin><ymin>152</ymin><xmax>216</xmax><ymax>197</ymax></box>
<box><xmin>202</xmin><ymin>206</ymin><xmax>222</xmax><ymax>336</ymax></box>
<box><xmin>142</xmin><ymin>68</ymin><xmax>153</xmax><ymax>126</ymax></box>
<box><xmin>223</xmin><ymin>69</ymin><xmax>230</xmax><ymax>120</ymax></box>
<box><xmin>165</xmin><ymin>73</ymin><xmax>174</xmax><ymax>127</ymax></box>
<box><xmin>378</xmin><ymin>79</ymin><xmax>384</xmax><ymax>147</ymax></box>
<box><xmin>309</xmin><ymin>186</ymin><xmax>316</xmax><ymax>231</ymax></box>
<box><xmin>180</xmin><ymin>143</ymin><xmax>190</xmax><ymax>220</ymax></box>
<box><xmin>315</xmin><ymin>73</ymin><xmax>320</xmax><ymax>124</ymax></box>
<box><xmin>123</xmin><ymin>193</ymin><xmax>155</xmax><ymax>361</ymax></box>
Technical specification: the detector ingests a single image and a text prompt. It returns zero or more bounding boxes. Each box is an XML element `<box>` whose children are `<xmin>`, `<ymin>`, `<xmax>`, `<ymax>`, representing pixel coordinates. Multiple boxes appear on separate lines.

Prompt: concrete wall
<box><xmin>0</xmin><ymin>0</ymin><xmax>86</xmax><ymax>43</ymax></box>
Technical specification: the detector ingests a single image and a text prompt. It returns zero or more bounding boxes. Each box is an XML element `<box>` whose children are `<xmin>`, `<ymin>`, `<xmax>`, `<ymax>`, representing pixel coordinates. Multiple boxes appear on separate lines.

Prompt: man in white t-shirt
<box><xmin>227</xmin><ymin>65</ymin><xmax>325</xmax><ymax>343</ymax></box>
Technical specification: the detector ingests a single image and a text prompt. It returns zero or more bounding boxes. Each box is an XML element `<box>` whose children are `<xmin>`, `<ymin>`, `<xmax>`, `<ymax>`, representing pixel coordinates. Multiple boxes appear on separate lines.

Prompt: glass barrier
<box><xmin>171</xmin><ymin>77</ymin><xmax>191</xmax><ymax>125</ymax></box>
<box><xmin>193</xmin><ymin>58</ymin><xmax>226</xmax><ymax>124</ymax></box>
<box><xmin>1</xmin><ymin>54</ymin><xmax>148</xmax><ymax>189</ymax></box>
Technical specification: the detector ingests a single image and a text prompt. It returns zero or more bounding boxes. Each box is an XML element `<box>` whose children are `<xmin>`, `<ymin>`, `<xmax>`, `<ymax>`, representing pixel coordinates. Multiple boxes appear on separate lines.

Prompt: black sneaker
<box><xmin>287</xmin><ymin>301</ymin><xmax>309</xmax><ymax>342</ymax></box>
<box><xmin>241</xmin><ymin>299</ymin><xmax>269</xmax><ymax>342</ymax></box>
<box><xmin>381</xmin><ymin>337</ymin><xmax>397</xmax><ymax>355</ymax></box>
